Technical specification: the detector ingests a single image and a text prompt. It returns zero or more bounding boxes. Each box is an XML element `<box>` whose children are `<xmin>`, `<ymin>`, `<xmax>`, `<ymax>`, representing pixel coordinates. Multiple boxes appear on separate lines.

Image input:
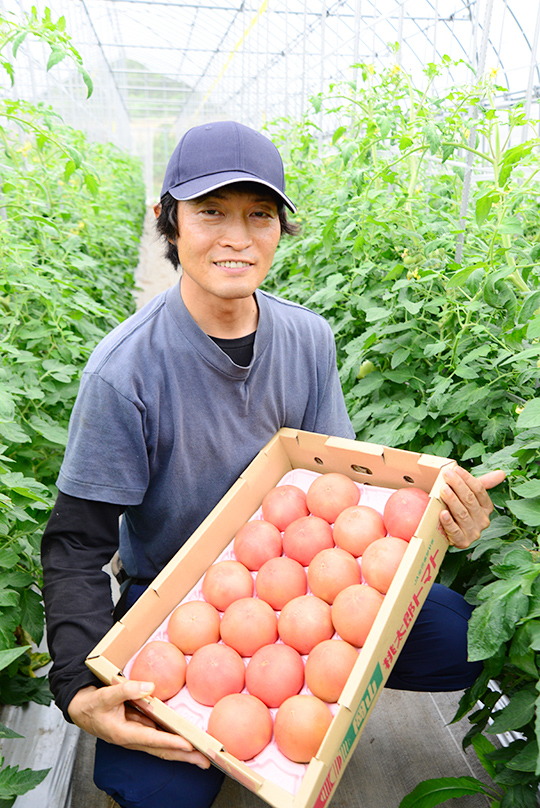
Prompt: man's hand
<box><xmin>68</xmin><ymin>682</ymin><xmax>211</xmax><ymax>768</ymax></box>
<box><xmin>439</xmin><ymin>467</ymin><xmax>506</xmax><ymax>549</ymax></box>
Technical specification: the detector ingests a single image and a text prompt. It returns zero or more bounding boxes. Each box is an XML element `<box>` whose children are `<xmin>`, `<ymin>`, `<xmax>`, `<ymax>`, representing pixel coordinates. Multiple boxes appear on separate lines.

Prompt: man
<box><xmin>41</xmin><ymin>121</ymin><xmax>503</xmax><ymax>808</ymax></box>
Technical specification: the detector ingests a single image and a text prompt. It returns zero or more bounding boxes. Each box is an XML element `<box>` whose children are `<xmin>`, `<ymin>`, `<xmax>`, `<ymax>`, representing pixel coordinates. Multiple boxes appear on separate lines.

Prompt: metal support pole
<box><xmin>352</xmin><ymin>0</ymin><xmax>362</xmax><ymax>89</ymax></box>
<box><xmin>319</xmin><ymin>0</ymin><xmax>326</xmax><ymax>153</ymax></box>
<box><xmin>432</xmin><ymin>0</ymin><xmax>439</xmax><ymax>65</ymax></box>
<box><xmin>284</xmin><ymin>0</ymin><xmax>288</xmax><ymax>118</ymax></box>
<box><xmin>523</xmin><ymin>0</ymin><xmax>540</xmax><ymax>142</ymax></box>
<box><xmin>455</xmin><ymin>0</ymin><xmax>494</xmax><ymax>264</ymax></box>
<box><xmin>396</xmin><ymin>1</ymin><xmax>404</xmax><ymax>66</ymax></box>
<box><xmin>300</xmin><ymin>0</ymin><xmax>308</xmax><ymax>116</ymax></box>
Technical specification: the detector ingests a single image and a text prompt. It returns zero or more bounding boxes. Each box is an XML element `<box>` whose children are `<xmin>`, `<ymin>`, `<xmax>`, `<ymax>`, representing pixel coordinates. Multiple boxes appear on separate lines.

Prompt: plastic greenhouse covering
<box><xmin>1</xmin><ymin>0</ymin><xmax>539</xmax><ymax>196</ymax></box>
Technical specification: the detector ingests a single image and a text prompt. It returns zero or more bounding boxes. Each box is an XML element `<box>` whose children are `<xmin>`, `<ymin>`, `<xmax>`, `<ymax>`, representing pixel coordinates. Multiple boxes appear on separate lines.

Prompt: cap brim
<box><xmin>167</xmin><ymin>172</ymin><xmax>297</xmax><ymax>213</ymax></box>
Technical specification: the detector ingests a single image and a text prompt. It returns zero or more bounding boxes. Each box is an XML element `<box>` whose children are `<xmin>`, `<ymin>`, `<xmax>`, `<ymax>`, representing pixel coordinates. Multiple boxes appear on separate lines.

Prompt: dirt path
<box><xmin>134</xmin><ymin>206</ymin><xmax>179</xmax><ymax>309</ymax></box>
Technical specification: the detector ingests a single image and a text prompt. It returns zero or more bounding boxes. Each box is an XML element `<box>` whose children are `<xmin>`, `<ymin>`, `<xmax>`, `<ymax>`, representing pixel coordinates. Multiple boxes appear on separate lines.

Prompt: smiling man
<box><xmin>41</xmin><ymin>121</ymin><xmax>503</xmax><ymax>808</ymax></box>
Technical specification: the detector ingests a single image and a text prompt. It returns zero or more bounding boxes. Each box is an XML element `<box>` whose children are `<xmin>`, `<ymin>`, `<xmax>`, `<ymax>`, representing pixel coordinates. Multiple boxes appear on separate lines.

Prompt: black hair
<box><xmin>155</xmin><ymin>184</ymin><xmax>300</xmax><ymax>270</ymax></box>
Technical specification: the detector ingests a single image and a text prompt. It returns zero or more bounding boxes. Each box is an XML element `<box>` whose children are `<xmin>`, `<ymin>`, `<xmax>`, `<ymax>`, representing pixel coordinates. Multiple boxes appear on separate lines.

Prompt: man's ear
<box><xmin>153</xmin><ymin>202</ymin><xmax>161</xmax><ymax>219</ymax></box>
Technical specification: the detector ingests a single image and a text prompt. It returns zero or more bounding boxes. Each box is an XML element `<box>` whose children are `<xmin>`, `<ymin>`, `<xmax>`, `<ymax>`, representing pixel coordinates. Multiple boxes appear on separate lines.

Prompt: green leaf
<box><xmin>441</xmin><ymin>143</ymin><xmax>455</xmax><ymax>162</ymax></box>
<box><xmin>499</xmin><ymin>143</ymin><xmax>534</xmax><ymax>187</ymax></box>
<box><xmin>0</xmin><ymin>763</ymin><xmax>50</xmax><ymax>799</ymax></box>
<box><xmin>399</xmin><ymin>135</ymin><xmax>413</xmax><ymax>151</ymax></box>
<box><xmin>46</xmin><ymin>48</ymin><xmax>66</xmax><ymax>71</ymax></box>
<box><xmin>27</xmin><ymin>416</ymin><xmax>68</xmax><ymax>447</ymax></box>
<box><xmin>499</xmin><ymin>782</ymin><xmax>538</xmax><ymax>807</ymax></box>
<box><xmin>516</xmin><ymin>399</ymin><xmax>540</xmax><ymax>430</ymax></box>
<box><xmin>446</xmin><ymin>263</ymin><xmax>485</xmax><ymax>289</ymax></box>
<box><xmin>519</xmin><ymin>291</ymin><xmax>540</xmax><ymax>325</ymax></box>
<box><xmin>391</xmin><ymin>347</ymin><xmax>410</xmax><ymax>369</ymax></box>
<box><xmin>19</xmin><ymin>589</ymin><xmax>44</xmax><ymax>646</ymax></box>
<box><xmin>468</xmin><ymin>583</ymin><xmax>529</xmax><ymax>661</ymax></box>
<box><xmin>506</xmin><ymin>498</ymin><xmax>540</xmax><ymax>527</ymax></box>
<box><xmin>423</xmin><ymin>341</ymin><xmax>446</xmax><ymax>358</ymax></box>
<box><xmin>0</xmin><ymin>647</ymin><xmax>31</xmax><ymax>674</ymax></box>
<box><xmin>490</xmin><ymin>547</ymin><xmax>539</xmax><ymax>579</ymax></box>
<box><xmin>476</xmin><ymin>192</ymin><xmax>499</xmax><ymax>226</ymax></box>
<box><xmin>0</xmin><ymin>723</ymin><xmax>23</xmax><ymax>740</ymax></box>
<box><xmin>0</xmin><ymin>392</ymin><xmax>15</xmax><ymax>424</ymax></box>
<box><xmin>365</xmin><ymin>307</ymin><xmax>390</xmax><ymax>322</ymax></box>
<box><xmin>377</xmin><ymin>115</ymin><xmax>391</xmax><ymax>139</ymax></box>
<box><xmin>474</xmin><ymin>516</ymin><xmax>514</xmax><ymax>542</ymax></box>
<box><xmin>461</xmin><ymin>442</ymin><xmax>486</xmax><ymax>461</ymax></box>
<box><xmin>64</xmin><ymin>159</ymin><xmax>77</xmax><ymax>181</ymax></box>
<box><xmin>471</xmin><ymin>733</ymin><xmax>498</xmax><ymax>779</ymax></box>
<box><xmin>506</xmin><ymin>740</ymin><xmax>538</xmax><ymax>772</ymax></box>
<box><xmin>527</xmin><ymin>316</ymin><xmax>540</xmax><ymax>340</ymax></box>
<box><xmin>487</xmin><ymin>689</ymin><xmax>536</xmax><ymax>734</ymax></box>
<box><xmin>0</xmin><ymin>590</ymin><xmax>19</xmax><ymax>608</ymax></box>
<box><xmin>423</xmin><ymin>121</ymin><xmax>441</xmax><ymax>154</ymax></box>
<box><xmin>1</xmin><ymin>59</ymin><xmax>14</xmax><ymax>86</ymax></box>
<box><xmin>511</xmin><ymin>479</ymin><xmax>540</xmax><ymax>498</ymax></box>
<box><xmin>0</xmin><ymin>672</ymin><xmax>52</xmax><ymax>707</ymax></box>
<box><xmin>311</xmin><ymin>94</ymin><xmax>321</xmax><ymax>113</ymax></box>
<box><xmin>11</xmin><ymin>32</ymin><xmax>28</xmax><ymax>58</ymax></box>
<box><xmin>332</xmin><ymin>125</ymin><xmax>347</xmax><ymax>145</ymax></box>
<box><xmin>398</xmin><ymin>776</ymin><xmax>492</xmax><ymax>808</ymax></box>
<box><xmin>83</xmin><ymin>172</ymin><xmax>100</xmax><ymax>195</ymax></box>
<box><xmin>499</xmin><ymin>217</ymin><xmax>523</xmax><ymax>235</ymax></box>
<box><xmin>0</xmin><ymin>547</ymin><xmax>20</xmax><ymax>569</ymax></box>
<box><xmin>454</xmin><ymin>362</ymin><xmax>479</xmax><ymax>379</ymax></box>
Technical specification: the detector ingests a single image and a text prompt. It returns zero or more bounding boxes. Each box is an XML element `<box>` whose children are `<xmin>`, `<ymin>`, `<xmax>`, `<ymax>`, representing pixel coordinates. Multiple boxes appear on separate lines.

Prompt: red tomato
<box><xmin>383</xmin><ymin>487</ymin><xmax>430</xmax><ymax>542</ymax></box>
<box><xmin>306</xmin><ymin>473</ymin><xmax>360</xmax><ymax>524</ymax></box>
<box><xmin>261</xmin><ymin>484</ymin><xmax>309</xmax><ymax>531</ymax></box>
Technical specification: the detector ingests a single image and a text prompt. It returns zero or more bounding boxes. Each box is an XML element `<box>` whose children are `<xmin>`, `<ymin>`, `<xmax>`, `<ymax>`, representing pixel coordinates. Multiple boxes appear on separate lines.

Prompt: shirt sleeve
<box><xmin>310</xmin><ymin>327</ymin><xmax>356</xmax><ymax>440</ymax></box>
<box><xmin>41</xmin><ymin>492</ymin><xmax>125</xmax><ymax>720</ymax></box>
<box><xmin>57</xmin><ymin>372</ymin><xmax>149</xmax><ymax>505</ymax></box>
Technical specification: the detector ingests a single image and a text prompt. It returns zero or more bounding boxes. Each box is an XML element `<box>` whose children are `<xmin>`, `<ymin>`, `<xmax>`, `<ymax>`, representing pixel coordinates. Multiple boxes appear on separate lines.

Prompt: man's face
<box><xmin>174</xmin><ymin>186</ymin><xmax>281</xmax><ymax>306</ymax></box>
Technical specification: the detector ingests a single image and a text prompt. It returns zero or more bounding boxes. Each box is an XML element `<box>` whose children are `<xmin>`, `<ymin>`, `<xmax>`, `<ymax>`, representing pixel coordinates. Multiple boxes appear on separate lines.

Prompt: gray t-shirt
<box><xmin>57</xmin><ymin>283</ymin><xmax>354</xmax><ymax>579</ymax></box>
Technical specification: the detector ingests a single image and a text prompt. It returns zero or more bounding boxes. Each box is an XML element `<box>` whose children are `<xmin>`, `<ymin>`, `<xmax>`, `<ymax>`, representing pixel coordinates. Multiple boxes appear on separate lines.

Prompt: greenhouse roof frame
<box><xmin>2</xmin><ymin>0</ymin><xmax>539</xmax><ymax>195</ymax></box>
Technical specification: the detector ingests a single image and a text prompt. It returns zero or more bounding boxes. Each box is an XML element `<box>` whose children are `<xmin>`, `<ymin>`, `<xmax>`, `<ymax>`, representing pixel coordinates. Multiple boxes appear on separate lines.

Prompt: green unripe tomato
<box><xmin>357</xmin><ymin>360</ymin><xmax>376</xmax><ymax>379</ymax></box>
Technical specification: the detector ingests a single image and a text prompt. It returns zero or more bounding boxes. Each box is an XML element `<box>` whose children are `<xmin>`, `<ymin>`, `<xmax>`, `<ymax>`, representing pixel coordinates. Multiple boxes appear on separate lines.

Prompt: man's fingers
<box><xmin>444</xmin><ymin>467</ymin><xmax>494</xmax><ymax>513</ymax></box>
<box><xmin>102</xmin><ymin>678</ymin><xmax>155</xmax><ymax>707</ymax></box>
<box><xmin>476</xmin><ymin>469</ymin><xmax>506</xmax><ymax>490</ymax></box>
<box><xmin>116</xmin><ymin>722</ymin><xmax>210</xmax><ymax>768</ymax></box>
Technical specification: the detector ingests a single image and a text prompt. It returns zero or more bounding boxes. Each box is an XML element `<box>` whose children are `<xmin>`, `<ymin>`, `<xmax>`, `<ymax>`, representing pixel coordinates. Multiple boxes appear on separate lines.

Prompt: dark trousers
<box><xmin>94</xmin><ymin>583</ymin><xmax>482</xmax><ymax>808</ymax></box>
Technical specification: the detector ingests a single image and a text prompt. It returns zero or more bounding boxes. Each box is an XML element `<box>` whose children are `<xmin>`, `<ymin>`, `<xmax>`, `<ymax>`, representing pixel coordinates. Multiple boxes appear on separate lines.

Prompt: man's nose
<box><xmin>218</xmin><ymin>217</ymin><xmax>253</xmax><ymax>249</ymax></box>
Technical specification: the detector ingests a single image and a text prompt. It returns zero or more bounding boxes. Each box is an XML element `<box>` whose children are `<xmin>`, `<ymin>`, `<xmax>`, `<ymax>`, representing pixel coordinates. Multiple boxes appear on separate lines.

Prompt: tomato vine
<box><xmin>267</xmin><ymin>61</ymin><xmax>540</xmax><ymax>806</ymax></box>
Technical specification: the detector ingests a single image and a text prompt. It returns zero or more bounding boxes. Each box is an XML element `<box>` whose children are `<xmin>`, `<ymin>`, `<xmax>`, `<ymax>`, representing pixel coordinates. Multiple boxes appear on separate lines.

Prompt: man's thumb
<box><xmin>117</xmin><ymin>678</ymin><xmax>155</xmax><ymax>700</ymax></box>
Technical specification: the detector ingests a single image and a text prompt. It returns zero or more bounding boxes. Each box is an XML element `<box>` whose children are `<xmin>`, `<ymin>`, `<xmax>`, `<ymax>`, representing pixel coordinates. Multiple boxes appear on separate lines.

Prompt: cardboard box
<box><xmin>87</xmin><ymin>428</ymin><xmax>455</xmax><ymax>808</ymax></box>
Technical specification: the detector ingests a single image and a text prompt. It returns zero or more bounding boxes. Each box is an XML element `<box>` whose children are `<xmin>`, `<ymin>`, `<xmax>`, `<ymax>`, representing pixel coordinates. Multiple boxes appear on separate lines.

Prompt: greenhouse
<box><xmin>0</xmin><ymin>1</ymin><xmax>539</xmax><ymax>807</ymax></box>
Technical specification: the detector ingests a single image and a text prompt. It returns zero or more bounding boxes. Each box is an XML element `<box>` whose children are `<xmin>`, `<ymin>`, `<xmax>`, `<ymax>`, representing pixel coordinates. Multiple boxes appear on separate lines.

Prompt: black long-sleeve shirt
<box><xmin>41</xmin><ymin>492</ymin><xmax>126</xmax><ymax>719</ymax></box>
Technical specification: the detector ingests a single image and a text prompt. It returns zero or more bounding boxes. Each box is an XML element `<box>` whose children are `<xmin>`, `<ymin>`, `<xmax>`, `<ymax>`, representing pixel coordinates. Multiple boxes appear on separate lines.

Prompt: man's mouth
<box><xmin>214</xmin><ymin>261</ymin><xmax>253</xmax><ymax>268</ymax></box>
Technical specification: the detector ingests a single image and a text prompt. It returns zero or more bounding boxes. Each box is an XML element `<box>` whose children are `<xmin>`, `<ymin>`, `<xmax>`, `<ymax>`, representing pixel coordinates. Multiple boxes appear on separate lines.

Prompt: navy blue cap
<box><xmin>160</xmin><ymin>120</ymin><xmax>296</xmax><ymax>212</ymax></box>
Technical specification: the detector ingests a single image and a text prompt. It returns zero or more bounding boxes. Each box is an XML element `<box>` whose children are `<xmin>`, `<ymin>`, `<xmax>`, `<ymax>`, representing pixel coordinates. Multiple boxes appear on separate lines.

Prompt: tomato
<box><xmin>383</xmin><ymin>487</ymin><xmax>429</xmax><ymax>542</ymax></box>
<box><xmin>306</xmin><ymin>473</ymin><xmax>360</xmax><ymax>524</ymax></box>
<box><xmin>261</xmin><ymin>484</ymin><xmax>309</xmax><ymax>531</ymax></box>
<box><xmin>360</xmin><ymin>536</ymin><xmax>408</xmax><ymax>594</ymax></box>
<box><xmin>129</xmin><ymin>640</ymin><xmax>186</xmax><ymax>701</ymax></box>
<box><xmin>333</xmin><ymin>505</ymin><xmax>386</xmax><ymax>556</ymax></box>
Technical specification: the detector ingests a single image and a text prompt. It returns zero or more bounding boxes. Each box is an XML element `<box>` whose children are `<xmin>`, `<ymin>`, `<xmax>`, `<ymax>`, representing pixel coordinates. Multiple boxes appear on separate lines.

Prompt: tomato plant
<box><xmin>266</xmin><ymin>61</ymin><xmax>540</xmax><ymax>806</ymax></box>
<box><xmin>0</xmin><ymin>8</ymin><xmax>145</xmax><ymax>795</ymax></box>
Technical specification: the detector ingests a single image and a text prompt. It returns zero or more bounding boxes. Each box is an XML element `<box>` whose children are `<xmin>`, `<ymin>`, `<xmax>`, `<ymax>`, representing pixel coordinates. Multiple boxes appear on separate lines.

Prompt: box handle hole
<box><xmin>403</xmin><ymin>475</ymin><xmax>415</xmax><ymax>484</ymax></box>
<box><xmin>351</xmin><ymin>464</ymin><xmax>373</xmax><ymax>475</ymax></box>
<box><xmin>314</xmin><ymin>456</ymin><xmax>324</xmax><ymax>465</ymax></box>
